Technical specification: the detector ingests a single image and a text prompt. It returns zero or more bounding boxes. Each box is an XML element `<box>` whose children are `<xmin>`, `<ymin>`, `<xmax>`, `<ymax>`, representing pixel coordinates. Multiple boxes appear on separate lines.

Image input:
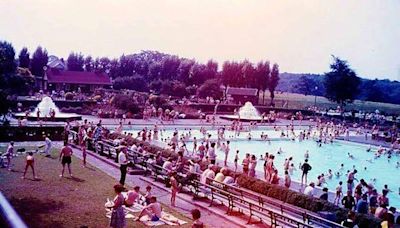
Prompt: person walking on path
<box><xmin>59</xmin><ymin>141</ymin><xmax>73</xmax><ymax>177</ymax></box>
<box><xmin>118</xmin><ymin>145</ymin><xmax>128</xmax><ymax>186</ymax></box>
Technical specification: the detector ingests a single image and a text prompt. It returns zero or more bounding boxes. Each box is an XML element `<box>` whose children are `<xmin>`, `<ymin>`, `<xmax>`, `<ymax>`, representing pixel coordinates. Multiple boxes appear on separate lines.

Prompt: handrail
<box><xmin>194</xmin><ymin>179</ymin><xmax>313</xmax><ymax>228</ymax></box>
<box><xmin>0</xmin><ymin>192</ymin><xmax>28</xmax><ymax>228</ymax></box>
<box><xmin>210</xmin><ymin>179</ymin><xmax>344</xmax><ymax>228</ymax></box>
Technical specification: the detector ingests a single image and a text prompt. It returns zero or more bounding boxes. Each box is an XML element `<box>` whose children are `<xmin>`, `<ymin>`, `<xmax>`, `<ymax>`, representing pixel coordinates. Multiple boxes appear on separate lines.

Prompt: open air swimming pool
<box><xmin>125</xmin><ymin>128</ymin><xmax>400</xmax><ymax>208</ymax></box>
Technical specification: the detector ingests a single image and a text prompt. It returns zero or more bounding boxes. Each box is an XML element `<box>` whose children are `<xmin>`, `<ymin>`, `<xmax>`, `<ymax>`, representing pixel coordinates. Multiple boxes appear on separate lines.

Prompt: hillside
<box><xmin>277</xmin><ymin>73</ymin><xmax>400</xmax><ymax>105</ymax></box>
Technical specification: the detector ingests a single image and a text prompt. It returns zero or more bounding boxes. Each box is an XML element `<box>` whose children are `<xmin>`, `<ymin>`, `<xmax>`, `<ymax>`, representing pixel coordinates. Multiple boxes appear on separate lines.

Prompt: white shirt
<box><xmin>118</xmin><ymin>152</ymin><xmax>128</xmax><ymax>165</ymax></box>
<box><xmin>208</xmin><ymin>148</ymin><xmax>216</xmax><ymax>160</ymax></box>
<box><xmin>189</xmin><ymin>163</ymin><xmax>200</xmax><ymax>174</ymax></box>
<box><xmin>162</xmin><ymin>161</ymin><xmax>173</xmax><ymax>171</ymax></box>
<box><xmin>304</xmin><ymin>186</ymin><xmax>315</xmax><ymax>197</ymax></box>
<box><xmin>223</xmin><ymin>176</ymin><xmax>235</xmax><ymax>185</ymax></box>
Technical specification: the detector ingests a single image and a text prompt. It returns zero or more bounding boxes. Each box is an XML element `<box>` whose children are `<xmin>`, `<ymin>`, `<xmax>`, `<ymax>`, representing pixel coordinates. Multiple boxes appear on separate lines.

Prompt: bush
<box><xmin>148</xmin><ymin>94</ymin><xmax>168</xmax><ymax>108</ymax></box>
<box><xmin>236</xmin><ymin>175</ymin><xmax>381</xmax><ymax>227</ymax></box>
<box><xmin>112</xmin><ymin>94</ymin><xmax>140</xmax><ymax>114</ymax></box>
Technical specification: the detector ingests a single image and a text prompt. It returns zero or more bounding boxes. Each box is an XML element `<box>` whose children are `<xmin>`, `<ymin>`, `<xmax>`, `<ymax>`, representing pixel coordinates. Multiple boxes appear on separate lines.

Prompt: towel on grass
<box><xmin>105</xmin><ymin>200</ymin><xmax>187</xmax><ymax>226</ymax></box>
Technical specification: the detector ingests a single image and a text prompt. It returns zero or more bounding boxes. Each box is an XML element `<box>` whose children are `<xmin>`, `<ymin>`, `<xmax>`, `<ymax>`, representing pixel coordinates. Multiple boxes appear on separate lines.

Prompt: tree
<box><xmin>67</xmin><ymin>52</ymin><xmax>84</xmax><ymax>71</ymax></box>
<box><xmin>0</xmin><ymin>90</ymin><xmax>10</xmax><ymax>120</ymax></box>
<box><xmin>197</xmin><ymin>79</ymin><xmax>222</xmax><ymax>99</ymax></box>
<box><xmin>0</xmin><ymin>41</ymin><xmax>16</xmax><ymax>76</ymax></box>
<box><xmin>268</xmin><ymin>63</ymin><xmax>280</xmax><ymax>105</ymax></box>
<box><xmin>18</xmin><ymin>47</ymin><xmax>30</xmax><ymax>68</ymax></box>
<box><xmin>324</xmin><ymin>56</ymin><xmax>360</xmax><ymax>105</ymax></box>
<box><xmin>295</xmin><ymin>75</ymin><xmax>318</xmax><ymax>96</ymax></box>
<box><xmin>113</xmin><ymin>75</ymin><xmax>149</xmax><ymax>92</ymax></box>
<box><xmin>363</xmin><ymin>79</ymin><xmax>384</xmax><ymax>102</ymax></box>
<box><xmin>254</xmin><ymin>61</ymin><xmax>270</xmax><ymax>104</ymax></box>
<box><xmin>30</xmin><ymin>46</ymin><xmax>48</xmax><ymax>76</ymax></box>
<box><xmin>84</xmin><ymin>56</ymin><xmax>93</xmax><ymax>72</ymax></box>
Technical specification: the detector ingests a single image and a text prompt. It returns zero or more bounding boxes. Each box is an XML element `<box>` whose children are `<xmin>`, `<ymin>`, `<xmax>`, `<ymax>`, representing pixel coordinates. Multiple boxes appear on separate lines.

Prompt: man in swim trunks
<box><xmin>59</xmin><ymin>141</ymin><xmax>73</xmax><ymax>177</ymax></box>
<box><xmin>136</xmin><ymin>196</ymin><xmax>162</xmax><ymax>222</ymax></box>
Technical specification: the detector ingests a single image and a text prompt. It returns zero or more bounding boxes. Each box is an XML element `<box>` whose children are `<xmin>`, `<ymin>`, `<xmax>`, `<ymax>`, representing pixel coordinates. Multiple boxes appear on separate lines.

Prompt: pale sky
<box><xmin>1</xmin><ymin>0</ymin><xmax>399</xmax><ymax>80</ymax></box>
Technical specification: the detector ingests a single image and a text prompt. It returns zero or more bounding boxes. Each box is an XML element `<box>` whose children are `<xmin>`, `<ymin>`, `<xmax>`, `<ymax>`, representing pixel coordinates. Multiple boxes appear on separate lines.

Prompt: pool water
<box><xmin>126</xmin><ymin>128</ymin><xmax>400</xmax><ymax>208</ymax></box>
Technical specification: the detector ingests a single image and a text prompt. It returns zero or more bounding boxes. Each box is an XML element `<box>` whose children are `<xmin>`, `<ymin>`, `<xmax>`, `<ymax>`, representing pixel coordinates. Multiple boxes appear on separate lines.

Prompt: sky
<box><xmin>1</xmin><ymin>0</ymin><xmax>400</xmax><ymax>80</ymax></box>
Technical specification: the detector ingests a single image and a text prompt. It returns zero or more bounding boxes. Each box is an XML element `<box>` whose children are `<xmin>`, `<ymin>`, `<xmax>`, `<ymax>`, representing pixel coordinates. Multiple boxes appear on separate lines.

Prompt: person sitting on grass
<box><xmin>191</xmin><ymin>209</ymin><xmax>204</xmax><ymax>228</ymax></box>
<box><xmin>144</xmin><ymin>185</ymin><xmax>152</xmax><ymax>205</ymax></box>
<box><xmin>125</xmin><ymin>186</ymin><xmax>141</xmax><ymax>207</ymax></box>
<box><xmin>135</xmin><ymin>196</ymin><xmax>162</xmax><ymax>222</ymax></box>
<box><xmin>22</xmin><ymin>151</ymin><xmax>38</xmax><ymax>180</ymax></box>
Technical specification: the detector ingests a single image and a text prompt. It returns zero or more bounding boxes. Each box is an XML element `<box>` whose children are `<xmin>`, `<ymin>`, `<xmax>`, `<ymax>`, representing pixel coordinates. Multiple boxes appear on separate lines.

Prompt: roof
<box><xmin>226</xmin><ymin>87</ymin><xmax>258</xmax><ymax>96</ymax></box>
<box><xmin>46</xmin><ymin>69</ymin><xmax>112</xmax><ymax>85</ymax></box>
<box><xmin>47</xmin><ymin>55</ymin><xmax>66</xmax><ymax>70</ymax></box>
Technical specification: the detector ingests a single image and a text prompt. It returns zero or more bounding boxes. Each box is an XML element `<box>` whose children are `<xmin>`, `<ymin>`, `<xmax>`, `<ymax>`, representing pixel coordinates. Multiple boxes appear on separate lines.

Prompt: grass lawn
<box><xmin>0</xmin><ymin>146</ymin><xmax>191</xmax><ymax>228</ymax></box>
<box><xmin>259</xmin><ymin>91</ymin><xmax>400</xmax><ymax>114</ymax></box>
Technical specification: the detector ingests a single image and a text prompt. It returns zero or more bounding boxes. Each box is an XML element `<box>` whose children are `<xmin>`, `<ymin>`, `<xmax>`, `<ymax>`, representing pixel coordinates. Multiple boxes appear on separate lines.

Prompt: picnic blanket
<box><xmin>105</xmin><ymin>200</ymin><xmax>187</xmax><ymax>226</ymax></box>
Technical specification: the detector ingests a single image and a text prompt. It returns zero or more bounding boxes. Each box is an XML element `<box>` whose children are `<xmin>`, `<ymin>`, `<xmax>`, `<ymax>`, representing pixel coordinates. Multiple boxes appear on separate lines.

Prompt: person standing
<box><xmin>22</xmin><ymin>151</ymin><xmax>37</xmax><ymax>180</ymax></box>
<box><xmin>208</xmin><ymin>142</ymin><xmax>216</xmax><ymax>165</ymax></box>
<box><xmin>223</xmin><ymin>141</ymin><xmax>230</xmax><ymax>166</ymax></box>
<box><xmin>170</xmin><ymin>171</ymin><xmax>178</xmax><ymax>207</ymax></box>
<box><xmin>242</xmin><ymin>153</ymin><xmax>250</xmax><ymax>176</ymax></box>
<box><xmin>301</xmin><ymin>159</ymin><xmax>312</xmax><ymax>185</ymax></box>
<box><xmin>249</xmin><ymin>155</ymin><xmax>257</xmax><ymax>177</ymax></box>
<box><xmin>118</xmin><ymin>145</ymin><xmax>128</xmax><ymax>186</ymax></box>
<box><xmin>59</xmin><ymin>142</ymin><xmax>73</xmax><ymax>177</ymax></box>
<box><xmin>5</xmin><ymin>141</ymin><xmax>14</xmax><ymax>171</ymax></box>
<box><xmin>284</xmin><ymin>170</ymin><xmax>291</xmax><ymax>188</ymax></box>
<box><xmin>44</xmin><ymin>136</ymin><xmax>52</xmax><ymax>157</ymax></box>
<box><xmin>108</xmin><ymin>184</ymin><xmax>126</xmax><ymax>228</ymax></box>
<box><xmin>341</xmin><ymin>191</ymin><xmax>356</xmax><ymax>210</ymax></box>
<box><xmin>234</xmin><ymin>150</ymin><xmax>239</xmax><ymax>172</ymax></box>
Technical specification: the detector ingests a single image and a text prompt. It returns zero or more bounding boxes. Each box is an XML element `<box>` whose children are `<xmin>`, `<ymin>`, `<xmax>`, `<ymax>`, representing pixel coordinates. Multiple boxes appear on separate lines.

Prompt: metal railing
<box><xmin>0</xmin><ymin>192</ymin><xmax>27</xmax><ymax>228</ymax></box>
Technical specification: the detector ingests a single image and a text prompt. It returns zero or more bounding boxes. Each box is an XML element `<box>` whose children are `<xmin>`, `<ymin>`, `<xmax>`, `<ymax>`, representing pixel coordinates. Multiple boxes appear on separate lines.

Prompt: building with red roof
<box><xmin>40</xmin><ymin>55</ymin><xmax>112</xmax><ymax>92</ymax></box>
<box><xmin>45</xmin><ymin>68</ymin><xmax>112</xmax><ymax>92</ymax></box>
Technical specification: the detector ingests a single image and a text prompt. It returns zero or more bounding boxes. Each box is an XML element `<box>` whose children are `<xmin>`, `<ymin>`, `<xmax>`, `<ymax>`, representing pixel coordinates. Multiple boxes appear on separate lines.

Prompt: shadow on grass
<box><xmin>68</xmin><ymin>176</ymin><xmax>85</xmax><ymax>182</ymax></box>
<box><xmin>10</xmin><ymin>197</ymin><xmax>65</xmax><ymax>228</ymax></box>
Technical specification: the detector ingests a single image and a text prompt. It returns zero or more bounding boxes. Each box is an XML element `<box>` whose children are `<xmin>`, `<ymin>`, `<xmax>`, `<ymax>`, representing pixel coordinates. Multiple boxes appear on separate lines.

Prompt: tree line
<box><xmin>13</xmin><ymin>45</ymin><xmax>282</xmax><ymax>104</ymax></box>
<box><xmin>2</xmin><ymin>39</ymin><xmax>394</xmax><ymax>112</ymax></box>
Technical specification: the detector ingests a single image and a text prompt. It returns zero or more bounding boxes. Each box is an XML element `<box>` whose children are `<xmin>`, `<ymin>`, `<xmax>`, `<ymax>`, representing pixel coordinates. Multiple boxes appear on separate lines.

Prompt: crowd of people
<box><xmin>112</xmin><ymin>118</ymin><xmax>400</xmax><ymax>227</ymax></box>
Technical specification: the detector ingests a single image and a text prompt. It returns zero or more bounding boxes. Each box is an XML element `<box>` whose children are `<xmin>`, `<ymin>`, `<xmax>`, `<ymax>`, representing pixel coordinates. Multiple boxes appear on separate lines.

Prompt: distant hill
<box><xmin>277</xmin><ymin>73</ymin><xmax>400</xmax><ymax>105</ymax></box>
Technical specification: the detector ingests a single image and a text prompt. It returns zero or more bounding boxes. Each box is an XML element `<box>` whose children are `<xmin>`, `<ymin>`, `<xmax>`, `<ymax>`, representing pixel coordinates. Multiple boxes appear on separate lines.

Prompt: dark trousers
<box><xmin>119</xmin><ymin>164</ymin><xmax>128</xmax><ymax>185</ymax></box>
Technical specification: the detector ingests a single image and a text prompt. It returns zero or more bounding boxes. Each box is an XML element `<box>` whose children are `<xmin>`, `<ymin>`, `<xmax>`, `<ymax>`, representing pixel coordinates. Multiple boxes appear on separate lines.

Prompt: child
<box><xmin>144</xmin><ymin>185</ymin><xmax>152</xmax><ymax>205</ymax></box>
<box><xmin>334</xmin><ymin>181</ymin><xmax>343</xmax><ymax>205</ymax></box>
<box><xmin>191</xmin><ymin>209</ymin><xmax>204</xmax><ymax>228</ymax></box>
<box><xmin>22</xmin><ymin>152</ymin><xmax>37</xmax><ymax>180</ymax></box>
<box><xmin>170</xmin><ymin>171</ymin><xmax>178</xmax><ymax>207</ymax></box>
